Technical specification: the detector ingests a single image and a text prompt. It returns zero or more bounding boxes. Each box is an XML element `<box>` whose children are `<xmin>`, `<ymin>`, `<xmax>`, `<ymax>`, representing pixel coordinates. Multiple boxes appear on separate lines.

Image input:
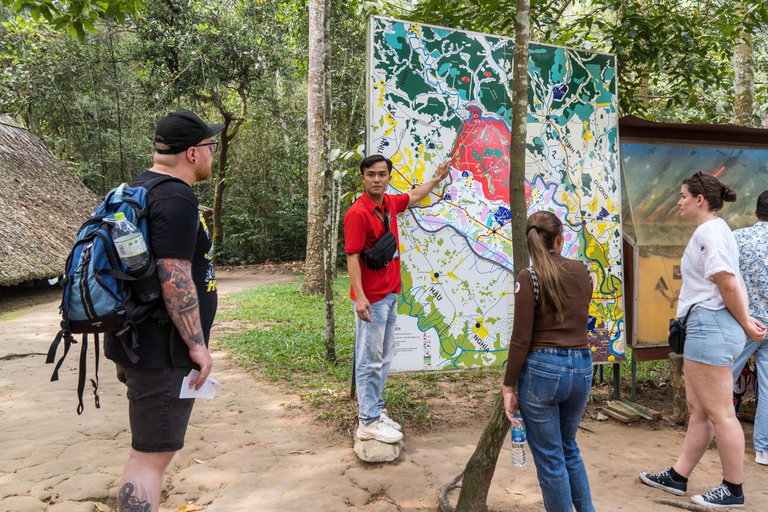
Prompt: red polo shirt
<box><xmin>344</xmin><ymin>191</ymin><xmax>410</xmax><ymax>303</ymax></box>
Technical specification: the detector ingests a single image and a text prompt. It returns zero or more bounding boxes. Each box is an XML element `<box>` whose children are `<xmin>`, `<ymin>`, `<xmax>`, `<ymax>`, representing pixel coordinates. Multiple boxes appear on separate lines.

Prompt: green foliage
<box><xmin>1</xmin><ymin>0</ymin><xmax>141</xmax><ymax>40</ymax></box>
<box><xmin>0</xmin><ymin>0</ymin><xmax>370</xmax><ymax>265</ymax></box>
<box><xmin>0</xmin><ymin>11</ymin><xmax>153</xmax><ymax>192</ymax></box>
<box><xmin>408</xmin><ymin>0</ymin><xmax>768</xmax><ymax>125</ymax></box>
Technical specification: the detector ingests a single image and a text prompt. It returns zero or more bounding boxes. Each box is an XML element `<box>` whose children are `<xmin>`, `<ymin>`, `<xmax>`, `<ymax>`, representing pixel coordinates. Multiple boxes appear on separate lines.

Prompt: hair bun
<box><xmin>722</xmin><ymin>185</ymin><xmax>737</xmax><ymax>203</ymax></box>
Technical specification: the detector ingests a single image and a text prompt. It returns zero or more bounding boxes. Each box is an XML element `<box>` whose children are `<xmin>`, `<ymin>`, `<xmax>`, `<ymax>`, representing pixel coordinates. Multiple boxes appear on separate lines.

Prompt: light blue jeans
<box><xmin>732</xmin><ymin>336</ymin><xmax>768</xmax><ymax>452</ymax></box>
<box><xmin>518</xmin><ymin>348</ymin><xmax>595</xmax><ymax>512</ymax></box>
<box><xmin>353</xmin><ymin>292</ymin><xmax>398</xmax><ymax>425</ymax></box>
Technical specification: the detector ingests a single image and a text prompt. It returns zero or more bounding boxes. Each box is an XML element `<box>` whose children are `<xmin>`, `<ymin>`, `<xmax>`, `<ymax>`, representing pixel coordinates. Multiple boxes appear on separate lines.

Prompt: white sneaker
<box><xmin>756</xmin><ymin>451</ymin><xmax>768</xmax><ymax>465</ymax></box>
<box><xmin>357</xmin><ymin>419</ymin><xmax>403</xmax><ymax>443</ymax></box>
<box><xmin>380</xmin><ymin>409</ymin><xmax>402</xmax><ymax>431</ymax></box>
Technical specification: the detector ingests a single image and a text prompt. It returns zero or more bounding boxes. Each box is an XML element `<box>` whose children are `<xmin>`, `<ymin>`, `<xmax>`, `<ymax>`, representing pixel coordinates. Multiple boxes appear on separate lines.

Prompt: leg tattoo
<box><xmin>118</xmin><ymin>483</ymin><xmax>152</xmax><ymax>512</ymax></box>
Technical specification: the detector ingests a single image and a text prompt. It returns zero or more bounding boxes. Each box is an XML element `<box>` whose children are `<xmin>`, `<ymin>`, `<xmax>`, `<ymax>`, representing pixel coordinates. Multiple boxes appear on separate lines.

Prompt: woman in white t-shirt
<box><xmin>640</xmin><ymin>172</ymin><xmax>767</xmax><ymax>509</ymax></box>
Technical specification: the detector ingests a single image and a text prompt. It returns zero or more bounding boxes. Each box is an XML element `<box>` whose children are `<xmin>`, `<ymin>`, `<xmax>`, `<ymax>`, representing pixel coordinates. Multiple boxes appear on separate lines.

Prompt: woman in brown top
<box><xmin>502</xmin><ymin>211</ymin><xmax>595</xmax><ymax>512</ymax></box>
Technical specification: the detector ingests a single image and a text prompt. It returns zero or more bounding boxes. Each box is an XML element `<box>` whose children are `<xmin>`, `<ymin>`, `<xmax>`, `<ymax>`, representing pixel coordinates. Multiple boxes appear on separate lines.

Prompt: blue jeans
<box><xmin>353</xmin><ymin>293</ymin><xmax>398</xmax><ymax>425</ymax></box>
<box><xmin>518</xmin><ymin>348</ymin><xmax>594</xmax><ymax>512</ymax></box>
<box><xmin>733</xmin><ymin>336</ymin><xmax>768</xmax><ymax>452</ymax></box>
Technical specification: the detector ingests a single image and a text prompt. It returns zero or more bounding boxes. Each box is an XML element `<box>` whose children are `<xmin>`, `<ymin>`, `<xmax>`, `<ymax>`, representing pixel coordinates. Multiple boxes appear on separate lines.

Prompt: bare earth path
<box><xmin>1</xmin><ymin>267</ymin><xmax>768</xmax><ymax>511</ymax></box>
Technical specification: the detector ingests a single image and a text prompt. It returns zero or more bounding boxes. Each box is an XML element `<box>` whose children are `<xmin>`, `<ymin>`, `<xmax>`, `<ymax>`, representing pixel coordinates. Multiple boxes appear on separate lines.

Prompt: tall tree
<box><xmin>322</xmin><ymin>0</ymin><xmax>336</xmax><ymax>361</ymax></box>
<box><xmin>442</xmin><ymin>1</ymin><xmax>531</xmax><ymax>511</ymax></box>
<box><xmin>305</xmin><ymin>0</ymin><xmax>330</xmax><ymax>296</ymax></box>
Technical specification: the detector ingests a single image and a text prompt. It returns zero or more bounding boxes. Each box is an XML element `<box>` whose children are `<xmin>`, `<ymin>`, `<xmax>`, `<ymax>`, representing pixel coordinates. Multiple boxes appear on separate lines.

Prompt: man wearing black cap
<box><xmin>106</xmin><ymin>110</ymin><xmax>224</xmax><ymax>512</ymax></box>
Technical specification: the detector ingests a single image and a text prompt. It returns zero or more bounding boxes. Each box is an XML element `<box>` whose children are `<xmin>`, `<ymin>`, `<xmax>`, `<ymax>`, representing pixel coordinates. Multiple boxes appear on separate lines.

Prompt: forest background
<box><xmin>2</xmin><ymin>0</ymin><xmax>768</xmax><ymax>269</ymax></box>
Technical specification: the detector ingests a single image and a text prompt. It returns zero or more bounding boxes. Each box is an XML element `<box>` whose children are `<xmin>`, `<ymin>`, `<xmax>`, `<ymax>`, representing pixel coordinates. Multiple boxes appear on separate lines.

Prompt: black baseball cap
<box><xmin>154</xmin><ymin>110</ymin><xmax>225</xmax><ymax>154</ymax></box>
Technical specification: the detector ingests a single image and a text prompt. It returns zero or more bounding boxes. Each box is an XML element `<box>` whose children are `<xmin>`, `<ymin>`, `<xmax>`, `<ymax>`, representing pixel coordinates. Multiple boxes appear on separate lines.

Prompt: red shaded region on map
<box><xmin>451</xmin><ymin>105</ymin><xmax>511</xmax><ymax>201</ymax></box>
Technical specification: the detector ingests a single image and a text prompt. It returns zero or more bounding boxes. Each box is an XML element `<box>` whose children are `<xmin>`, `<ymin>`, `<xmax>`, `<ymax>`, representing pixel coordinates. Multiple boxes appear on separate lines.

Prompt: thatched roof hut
<box><xmin>0</xmin><ymin>116</ymin><xmax>99</xmax><ymax>287</ymax></box>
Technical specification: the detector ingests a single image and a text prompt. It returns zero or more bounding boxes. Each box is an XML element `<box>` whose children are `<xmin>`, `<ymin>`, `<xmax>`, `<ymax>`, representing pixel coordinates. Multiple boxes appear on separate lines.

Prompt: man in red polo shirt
<box><xmin>345</xmin><ymin>154</ymin><xmax>450</xmax><ymax>443</ymax></box>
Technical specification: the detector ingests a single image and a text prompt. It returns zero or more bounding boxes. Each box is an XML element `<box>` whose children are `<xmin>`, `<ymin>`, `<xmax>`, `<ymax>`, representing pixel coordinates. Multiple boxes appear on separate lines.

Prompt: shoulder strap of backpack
<box><xmin>527</xmin><ymin>266</ymin><xmax>539</xmax><ymax>302</ymax></box>
<box><xmin>143</xmin><ymin>174</ymin><xmax>183</xmax><ymax>191</ymax></box>
<box><xmin>132</xmin><ymin>174</ymin><xmax>184</xmax><ymax>219</ymax></box>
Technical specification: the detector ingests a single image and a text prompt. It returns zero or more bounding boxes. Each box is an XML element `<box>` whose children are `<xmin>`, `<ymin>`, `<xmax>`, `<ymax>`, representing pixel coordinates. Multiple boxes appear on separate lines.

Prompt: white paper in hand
<box><xmin>180</xmin><ymin>369</ymin><xmax>221</xmax><ymax>399</ymax></box>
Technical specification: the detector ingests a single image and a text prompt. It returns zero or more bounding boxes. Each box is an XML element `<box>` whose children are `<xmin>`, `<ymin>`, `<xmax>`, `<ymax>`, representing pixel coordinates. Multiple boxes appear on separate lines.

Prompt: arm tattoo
<box><xmin>118</xmin><ymin>483</ymin><xmax>151</xmax><ymax>512</ymax></box>
<box><xmin>157</xmin><ymin>258</ymin><xmax>205</xmax><ymax>348</ymax></box>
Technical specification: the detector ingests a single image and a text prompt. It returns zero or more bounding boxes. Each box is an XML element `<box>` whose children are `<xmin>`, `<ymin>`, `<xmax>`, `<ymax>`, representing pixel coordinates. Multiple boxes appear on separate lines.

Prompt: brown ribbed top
<box><xmin>503</xmin><ymin>255</ymin><xmax>593</xmax><ymax>387</ymax></box>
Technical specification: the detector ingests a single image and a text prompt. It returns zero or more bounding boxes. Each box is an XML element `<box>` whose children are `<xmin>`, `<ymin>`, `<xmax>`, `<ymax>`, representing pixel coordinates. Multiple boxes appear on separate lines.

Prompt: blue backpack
<box><xmin>47</xmin><ymin>175</ymin><xmax>175</xmax><ymax>414</ymax></box>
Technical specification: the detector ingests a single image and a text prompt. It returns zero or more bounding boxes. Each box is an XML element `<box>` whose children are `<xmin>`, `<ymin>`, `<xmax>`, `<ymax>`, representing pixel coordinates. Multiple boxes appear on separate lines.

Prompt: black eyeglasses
<box><xmin>195</xmin><ymin>141</ymin><xmax>219</xmax><ymax>154</ymax></box>
<box><xmin>693</xmin><ymin>171</ymin><xmax>708</xmax><ymax>196</ymax></box>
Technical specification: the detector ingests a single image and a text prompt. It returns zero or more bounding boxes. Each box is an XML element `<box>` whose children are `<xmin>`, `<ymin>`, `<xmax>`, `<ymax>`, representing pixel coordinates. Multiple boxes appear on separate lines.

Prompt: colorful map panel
<box><xmin>367</xmin><ymin>17</ymin><xmax>624</xmax><ymax>371</ymax></box>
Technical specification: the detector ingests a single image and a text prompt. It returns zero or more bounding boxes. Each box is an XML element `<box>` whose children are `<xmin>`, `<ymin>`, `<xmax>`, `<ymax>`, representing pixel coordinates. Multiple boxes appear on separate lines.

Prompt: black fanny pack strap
<box><xmin>76</xmin><ymin>334</ymin><xmax>88</xmax><ymax>415</ymax></box>
<box><xmin>681</xmin><ymin>303</ymin><xmax>698</xmax><ymax>325</ymax></box>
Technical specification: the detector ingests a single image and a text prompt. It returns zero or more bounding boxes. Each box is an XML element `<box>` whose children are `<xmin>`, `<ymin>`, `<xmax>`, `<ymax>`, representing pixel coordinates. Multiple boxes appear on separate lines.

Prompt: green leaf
<box><xmin>72</xmin><ymin>21</ymin><xmax>85</xmax><ymax>41</ymax></box>
<box><xmin>69</xmin><ymin>1</ymin><xmax>84</xmax><ymax>18</ymax></box>
<box><xmin>82</xmin><ymin>18</ymin><xmax>95</xmax><ymax>33</ymax></box>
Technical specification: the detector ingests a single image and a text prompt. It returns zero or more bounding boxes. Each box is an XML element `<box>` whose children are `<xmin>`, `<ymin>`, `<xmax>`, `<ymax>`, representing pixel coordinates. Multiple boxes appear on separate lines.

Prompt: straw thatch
<box><xmin>0</xmin><ymin>116</ymin><xmax>99</xmax><ymax>286</ymax></box>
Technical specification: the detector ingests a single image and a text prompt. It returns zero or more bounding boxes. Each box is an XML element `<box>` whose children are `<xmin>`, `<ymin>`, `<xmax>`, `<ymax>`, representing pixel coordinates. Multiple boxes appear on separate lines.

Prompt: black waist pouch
<box><xmin>360</xmin><ymin>230</ymin><xmax>397</xmax><ymax>271</ymax></box>
<box><xmin>668</xmin><ymin>304</ymin><xmax>696</xmax><ymax>355</ymax></box>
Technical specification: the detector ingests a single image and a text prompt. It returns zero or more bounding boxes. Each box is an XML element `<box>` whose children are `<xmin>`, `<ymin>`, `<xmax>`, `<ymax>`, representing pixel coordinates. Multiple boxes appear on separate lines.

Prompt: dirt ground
<box><xmin>1</xmin><ymin>265</ymin><xmax>767</xmax><ymax>512</ymax></box>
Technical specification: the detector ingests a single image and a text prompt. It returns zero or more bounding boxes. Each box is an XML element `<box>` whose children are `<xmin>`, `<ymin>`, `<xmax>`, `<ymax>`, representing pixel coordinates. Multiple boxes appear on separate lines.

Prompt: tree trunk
<box><xmin>509</xmin><ymin>0</ymin><xmax>531</xmax><ymax>279</ymax></box>
<box><xmin>322</xmin><ymin>0</ymin><xmax>336</xmax><ymax>362</ymax></box>
<box><xmin>669</xmin><ymin>352</ymin><xmax>688</xmax><ymax>425</ymax></box>
<box><xmin>450</xmin><ymin>1</ymin><xmax>530</xmax><ymax>511</ymax></box>
<box><xmin>206</xmin><ymin>90</ymin><xmax>245</xmax><ymax>263</ymax></box>
<box><xmin>453</xmin><ymin>393</ymin><xmax>510</xmax><ymax>512</ymax></box>
<box><xmin>733</xmin><ymin>31</ymin><xmax>754</xmax><ymax>126</ymax></box>
<box><xmin>304</xmin><ymin>0</ymin><xmax>329</xmax><ymax>295</ymax></box>
<box><xmin>213</xmin><ymin>118</ymin><xmax>233</xmax><ymax>260</ymax></box>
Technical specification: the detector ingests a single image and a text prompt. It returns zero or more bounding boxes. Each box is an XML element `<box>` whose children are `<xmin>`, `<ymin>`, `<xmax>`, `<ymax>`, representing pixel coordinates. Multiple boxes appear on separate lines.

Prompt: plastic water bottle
<box><xmin>112</xmin><ymin>212</ymin><xmax>150</xmax><ymax>273</ymax></box>
<box><xmin>111</xmin><ymin>212</ymin><xmax>160</xmax><ymax>303</ymax></box>
<box><xmin>510</xmin><ymin>414</ymin><xmax>526</xmax><ymax>467</ymax></box>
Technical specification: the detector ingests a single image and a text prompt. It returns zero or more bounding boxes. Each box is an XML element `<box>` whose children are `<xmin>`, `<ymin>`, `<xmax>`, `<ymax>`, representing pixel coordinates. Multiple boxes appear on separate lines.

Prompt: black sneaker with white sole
<box><xmin>639</xmin><ymin>467</ymin><xmax>687</xmax><ymax>496</ymax></box>
<box><xmin>691</xmin><ymin>484</ymin><xmax>744</xmax><ymax>509</ymax></box>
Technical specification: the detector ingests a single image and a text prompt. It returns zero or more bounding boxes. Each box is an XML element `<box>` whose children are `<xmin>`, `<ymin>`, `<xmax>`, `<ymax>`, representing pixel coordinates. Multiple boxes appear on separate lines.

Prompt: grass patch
<box><xmin>219</xmin><ymin>276</ymin><xmax>474</xmax><ymax>432</ymax></box>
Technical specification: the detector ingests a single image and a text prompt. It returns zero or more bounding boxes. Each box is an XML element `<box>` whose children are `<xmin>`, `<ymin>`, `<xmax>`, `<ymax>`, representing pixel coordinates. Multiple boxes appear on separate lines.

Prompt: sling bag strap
<box><xmin>680</xmin><ymin>303</ymin><xmax>698</xmax><ymax>325</ymax></box>
<box><xmin>373</xmin><ymin>207</ymin><xmax>390</xmax><ymax>232</ymax></box>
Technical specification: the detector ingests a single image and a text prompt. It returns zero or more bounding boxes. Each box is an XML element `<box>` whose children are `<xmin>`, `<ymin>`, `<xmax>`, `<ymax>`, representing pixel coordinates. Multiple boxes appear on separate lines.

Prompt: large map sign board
<box><xmin>367</xmin><ymin>17</ymin><xmax>624</xmax><ymax>372</ymax></box>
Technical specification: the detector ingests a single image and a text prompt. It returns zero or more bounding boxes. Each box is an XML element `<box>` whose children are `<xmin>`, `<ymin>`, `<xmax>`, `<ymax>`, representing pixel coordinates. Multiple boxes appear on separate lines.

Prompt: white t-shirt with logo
<box><xmin>677</xmin><ymin>217</ymin><xmax>739</xmax><ymax>317</ymax></box>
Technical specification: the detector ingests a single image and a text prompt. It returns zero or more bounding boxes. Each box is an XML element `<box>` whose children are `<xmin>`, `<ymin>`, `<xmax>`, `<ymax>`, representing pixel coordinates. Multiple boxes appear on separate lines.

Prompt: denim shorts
<box><xmin>116</xmin><ymin>364</ymin><xmax>196</xmax><ymax>452</ymax></box>
<box><xmin>683</xmin><ymin>307</ymin><xmax>746</xmax><ymax>367</ymax></box>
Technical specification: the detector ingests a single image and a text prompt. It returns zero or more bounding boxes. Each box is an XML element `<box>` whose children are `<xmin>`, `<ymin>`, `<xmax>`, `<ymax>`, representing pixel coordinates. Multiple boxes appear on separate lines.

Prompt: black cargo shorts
<box><xmin>116</xmin><ymin>364</ymin><xmax>196</xmax><ymax>452</ymax></box>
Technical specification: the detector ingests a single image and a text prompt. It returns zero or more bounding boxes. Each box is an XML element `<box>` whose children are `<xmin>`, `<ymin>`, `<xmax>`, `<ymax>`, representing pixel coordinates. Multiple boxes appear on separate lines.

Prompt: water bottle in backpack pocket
<box><xmin>111</xmin><ymin>212</ymin><xmax>161</xmax><ymax>303</ymax></box>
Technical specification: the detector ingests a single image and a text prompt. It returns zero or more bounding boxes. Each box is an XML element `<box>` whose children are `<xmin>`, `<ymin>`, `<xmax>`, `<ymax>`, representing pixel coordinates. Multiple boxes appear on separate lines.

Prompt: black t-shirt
<box><xmin>105</xmin><ymin>170</ymin><xmax>218</xmax><ymax>368</ymax></box>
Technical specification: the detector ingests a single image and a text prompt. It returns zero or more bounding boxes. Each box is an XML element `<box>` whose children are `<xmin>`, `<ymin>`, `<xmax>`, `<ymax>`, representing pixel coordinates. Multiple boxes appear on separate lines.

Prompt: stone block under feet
<box><xmin>354</xmin><ymin>437</ymin><xmax>404</xmax><ymax>462</ymax></box>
